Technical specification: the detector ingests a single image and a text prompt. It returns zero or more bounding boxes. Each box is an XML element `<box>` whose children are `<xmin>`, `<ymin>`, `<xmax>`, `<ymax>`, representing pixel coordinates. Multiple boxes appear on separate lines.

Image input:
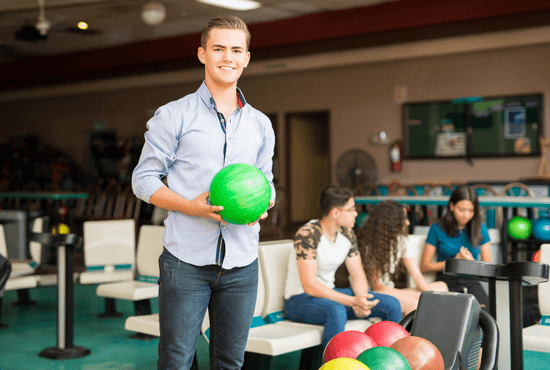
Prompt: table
<box><xmin>0</xmin><ymin>192</ymin><xmax>88</xmax><ymax>257</ymax></box>
<box><xmin>445</xmin><ymin>259</ymin><xmax>549</xmax><ymax>370</ymax></box>
<box><xmin>354</xmin><ymin>195</ymin><xmax>550</xmax><ymax>263</ymax></box>
<box><xmin>0</xmin><ymin>192</ymin><xmax>89</xmax><ymax>359</ymax></box>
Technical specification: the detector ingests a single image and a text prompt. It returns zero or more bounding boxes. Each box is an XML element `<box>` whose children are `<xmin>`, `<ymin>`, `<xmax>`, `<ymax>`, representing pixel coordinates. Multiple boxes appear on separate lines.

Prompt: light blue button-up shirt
<box><xmin>132</xmin><ymin>82</ymin><xmax>275</xmax><ymax>269</ymax></box>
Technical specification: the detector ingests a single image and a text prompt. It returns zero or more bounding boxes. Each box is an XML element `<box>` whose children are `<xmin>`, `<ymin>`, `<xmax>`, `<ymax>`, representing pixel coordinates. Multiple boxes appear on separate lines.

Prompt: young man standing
<box><xmin>284</xmin><ymin>185</ymin><xmax>402</xmax><ymax>349</ymax></box>
<box><xmin>132</xmin><ymin>16</ymin><xmax>275</xmax><ymax>370</ymax></box>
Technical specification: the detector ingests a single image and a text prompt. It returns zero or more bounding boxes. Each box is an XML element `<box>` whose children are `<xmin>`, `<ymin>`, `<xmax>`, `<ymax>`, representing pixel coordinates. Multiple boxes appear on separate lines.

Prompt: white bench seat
<box><xmin>125</xmin><ymin>313</ymin><xmax>160</xmax><ymax>337</ymax></box>
<box><xmin>523</xmin><ymin>243</ymin><xmax>550</xmax><ymax>354</ymax></box>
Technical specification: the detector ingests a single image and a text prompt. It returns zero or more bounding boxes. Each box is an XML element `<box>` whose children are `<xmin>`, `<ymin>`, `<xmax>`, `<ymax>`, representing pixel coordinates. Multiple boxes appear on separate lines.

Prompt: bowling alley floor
<box><xmin>0</xmin><ymin>277</ymin><xmax>542</xmax><ymax>370</ymax></box>
<box><xmin>0</xmin><ymin>284</ymin><xmax>302</xmax><ymax>370</ymax></box>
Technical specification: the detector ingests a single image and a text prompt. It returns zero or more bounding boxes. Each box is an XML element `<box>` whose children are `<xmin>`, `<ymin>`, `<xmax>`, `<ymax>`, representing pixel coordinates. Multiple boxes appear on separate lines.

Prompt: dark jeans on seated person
<box><xmin>157</xmin><ymin>248</ymin><xmax>258</xmax><ymax>370</ymax></box>
<box><xmin>284</xmin><ymin>287</ymin><xmax>402</xmax><ymax>349</ymax></box>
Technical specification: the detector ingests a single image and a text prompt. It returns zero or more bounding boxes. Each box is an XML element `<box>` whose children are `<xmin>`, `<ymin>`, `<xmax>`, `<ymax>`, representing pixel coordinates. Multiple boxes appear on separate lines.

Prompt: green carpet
<box><xmin>0</xmin><ymin>284</ymin><xmax>301</xmax><ymax>370</ymax></box>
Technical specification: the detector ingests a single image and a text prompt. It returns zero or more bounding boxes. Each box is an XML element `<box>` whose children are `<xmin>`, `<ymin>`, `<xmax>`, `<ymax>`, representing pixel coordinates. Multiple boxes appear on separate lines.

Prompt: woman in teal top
<box><xmin>420</xmin><ymin>185</ymin><xmax>492</xmax><ymax>310</ymax></box>
<box><xmin>427</xmin><ymin>222</ymin><xmax>491</xmax><ymax>262</ymax></box>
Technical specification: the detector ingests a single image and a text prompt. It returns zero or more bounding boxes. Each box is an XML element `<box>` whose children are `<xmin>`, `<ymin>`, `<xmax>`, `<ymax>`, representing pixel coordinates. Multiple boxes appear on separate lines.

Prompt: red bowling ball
<box><xmin>390</xmin><ymin>336</ymin><xmax>445</xmax><ymax>370</ymax></box>
<box><xmin>533</xmin><ymin>249</ymin><xmax>541</xmax><ymax>263</ymax></box>
<box><xmin>323</xmin><ymin>330</ymin><xmax>377</xmax><ymax>364</ymax></box>
<box><xmin>364</xmin><ymin>321</ymin><xmax>410</xmax><ymax>347</ymax></box>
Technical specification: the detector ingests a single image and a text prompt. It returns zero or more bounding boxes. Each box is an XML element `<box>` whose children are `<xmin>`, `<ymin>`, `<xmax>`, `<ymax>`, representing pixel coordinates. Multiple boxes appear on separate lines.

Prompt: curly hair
<box><xmin>356</xmin><ymin>200</ymin><xmax>408</xmax><ymax>286</ymax></box>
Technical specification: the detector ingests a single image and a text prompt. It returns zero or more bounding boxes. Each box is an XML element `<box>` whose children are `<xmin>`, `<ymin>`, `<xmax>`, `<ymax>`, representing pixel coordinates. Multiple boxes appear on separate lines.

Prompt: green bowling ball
<box><xmin>357</xmin><ymin>346</ymin><xmax>411</xmax><ymax>370</ymax></box>
<box><xmin>508</xmin><ymin>216</ymin><xmax>532</xmax><ymax>240</ymax></box>
<box><xmin>209</xmin><ymin>163</ymin><xmax>271</xmax><ymax>225</ymax></box>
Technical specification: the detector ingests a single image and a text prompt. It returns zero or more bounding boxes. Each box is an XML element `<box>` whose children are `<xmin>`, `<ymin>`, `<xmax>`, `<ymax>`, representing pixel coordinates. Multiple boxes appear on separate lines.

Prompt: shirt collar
<box><xmin>198</xmin><ymin>81</ymin><xmax>247</xmax><ymax>110</ymax></box>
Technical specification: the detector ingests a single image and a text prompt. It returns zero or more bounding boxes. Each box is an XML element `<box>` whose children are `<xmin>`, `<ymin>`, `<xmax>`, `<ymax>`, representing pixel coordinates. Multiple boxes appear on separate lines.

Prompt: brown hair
<box><xmin>319</xmin><ymin>185</ymin><xmax>354</xmax><ymax>217</ymax></box>
<box><xmin>441</xmin><ymin>185</ymin><xmax>483</xmax><ymax>247</ymax></box>
<box><xmin>201</xmin><ymin>16</ymin><xmax>251</xmax><ymax>50</ymax></box>
<box><xmin>356</xmin><ymin>200</ymin><xmax>408</xmax><ymax>286</ymax></box>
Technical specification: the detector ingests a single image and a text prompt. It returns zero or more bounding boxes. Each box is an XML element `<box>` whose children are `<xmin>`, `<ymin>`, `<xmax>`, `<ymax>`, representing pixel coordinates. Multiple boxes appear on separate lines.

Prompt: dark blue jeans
<box><xmin>157</xmin><ymin>249</ymin><xmax>258</xmax><ymax>370</ymax></box>
<box><xmin>284</xmin><ymin>287</ymin><xmax>402</xmax><ymax>348</ymax></box>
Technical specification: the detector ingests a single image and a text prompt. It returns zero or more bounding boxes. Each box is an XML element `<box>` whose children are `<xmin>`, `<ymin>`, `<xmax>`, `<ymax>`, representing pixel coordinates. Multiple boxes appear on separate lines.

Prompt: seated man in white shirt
<box><xmin>283</xmin><ymin>185</ymin><xmax>402</xmax><ymax>349</ymax></box>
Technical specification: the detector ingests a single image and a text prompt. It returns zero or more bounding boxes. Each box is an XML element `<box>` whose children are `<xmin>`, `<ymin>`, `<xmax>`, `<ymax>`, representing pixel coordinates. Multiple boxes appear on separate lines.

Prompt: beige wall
<box><xmin>2</xmin><ymin>30</ymin><xmax>550</xmax><ymax>187</ymax></box>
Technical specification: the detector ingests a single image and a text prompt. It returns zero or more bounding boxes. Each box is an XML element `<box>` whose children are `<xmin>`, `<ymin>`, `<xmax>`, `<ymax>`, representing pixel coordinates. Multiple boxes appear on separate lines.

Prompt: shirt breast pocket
<box><xmin>234</xmin><ymin>123</ymin><xmax>263</xmax><ymax>154</ymax></box>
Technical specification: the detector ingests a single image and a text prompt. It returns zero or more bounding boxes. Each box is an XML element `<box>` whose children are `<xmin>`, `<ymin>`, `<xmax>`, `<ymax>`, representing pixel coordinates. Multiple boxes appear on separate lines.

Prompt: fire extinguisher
<box><xmin>390</xmin><ymin>141</ymin><xmax>402</xmax><ymax>172</ymax></box>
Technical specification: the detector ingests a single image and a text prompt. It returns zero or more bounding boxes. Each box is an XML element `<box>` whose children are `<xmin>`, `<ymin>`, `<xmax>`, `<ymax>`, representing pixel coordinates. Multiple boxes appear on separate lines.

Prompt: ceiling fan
<box><xmin>13</xmin><ymin>0</ymin><xmax>104</xmax><ymax>42</ymax></box>
<box><xmin>34</xmin><ymin>0</ymin><xmax>61</xmax><ymax>36</ymax></box>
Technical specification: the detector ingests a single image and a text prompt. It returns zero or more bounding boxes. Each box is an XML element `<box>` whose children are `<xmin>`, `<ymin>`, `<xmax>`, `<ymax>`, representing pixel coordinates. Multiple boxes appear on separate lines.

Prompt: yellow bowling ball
<box><xmin>319</xmin><ymin>357</ymin><xmax>371</xmax><ymax>370</ymax></box>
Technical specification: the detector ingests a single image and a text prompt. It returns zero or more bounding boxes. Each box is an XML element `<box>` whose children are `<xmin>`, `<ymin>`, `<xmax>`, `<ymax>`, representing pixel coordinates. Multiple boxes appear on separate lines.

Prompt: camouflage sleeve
<box><xmin>293</xmin><ymin>222</ymin><xmax>322</xmax><ymax>260</ymax></box>
<box><xmin>341</xmin><ymin>227</ymin><xmax>359</xmax><ymax>258</ymax></box>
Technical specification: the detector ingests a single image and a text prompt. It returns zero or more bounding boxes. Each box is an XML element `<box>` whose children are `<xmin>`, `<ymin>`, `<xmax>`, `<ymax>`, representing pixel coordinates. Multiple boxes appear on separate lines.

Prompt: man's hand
<box><xmin>351</xmin><ymin>294</ymin><xmax>379</xmax><ymax>318</ymax></box>
<box><xmin>248</xmin><ymin>200</ymin><xmax>274</xmax><ymax>226</ymax></box>
<box><xmin>189</xmin><ymin>192</ymin><xmax>224</xmax><ymax>222</ymax></box>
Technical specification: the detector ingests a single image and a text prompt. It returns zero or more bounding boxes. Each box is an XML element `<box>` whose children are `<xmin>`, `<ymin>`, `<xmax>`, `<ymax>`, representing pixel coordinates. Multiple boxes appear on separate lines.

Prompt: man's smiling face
<box><xmin>198</xmin><ymin>28</ymin><xmax>250</xmax><ymax>90</ymax></box>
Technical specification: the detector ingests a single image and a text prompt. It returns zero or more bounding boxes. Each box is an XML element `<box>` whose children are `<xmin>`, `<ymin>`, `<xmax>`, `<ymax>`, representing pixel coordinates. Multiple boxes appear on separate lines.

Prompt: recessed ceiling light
<box><xmin>141</xmin><ymin>2</ymin><xmax>167</xmax><ymax>26</ymax></box>
<box><xmin>196</xmin><ymin>0</ymin><xmax>262</xmax><ymax>11</ymax></box>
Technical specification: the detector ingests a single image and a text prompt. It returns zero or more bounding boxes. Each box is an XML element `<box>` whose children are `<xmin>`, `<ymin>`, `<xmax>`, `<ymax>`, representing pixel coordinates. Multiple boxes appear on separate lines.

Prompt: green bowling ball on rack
<box><xmin>507</xmin><ymin>216</ymin><xmax>532</xmax><ymax>240</ymax></box>
<box><xmin>209</xmin><ymin>163</ymin><xmax>271</xmax><ymax>225</ymax></box>
<box><xmin>357</xmin><ymin>346</ymin><xmax>411</xmax><ymax>370</ymax></box>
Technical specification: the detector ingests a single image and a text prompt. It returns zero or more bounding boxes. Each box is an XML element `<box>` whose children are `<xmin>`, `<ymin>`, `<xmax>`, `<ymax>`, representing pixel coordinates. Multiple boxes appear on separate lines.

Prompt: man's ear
<box><xmin>243</xmin><ymin>51</ymin><xmax>251</xmax><ymax>68</ymax></box>
<box><xmin>197</xmin><ymin>47</ymin><xmax>206</xmax><ymax>64</ymax></box>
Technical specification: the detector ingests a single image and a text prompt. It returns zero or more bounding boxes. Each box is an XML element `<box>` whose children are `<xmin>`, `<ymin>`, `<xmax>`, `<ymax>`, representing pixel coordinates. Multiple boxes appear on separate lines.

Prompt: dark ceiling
<box><xmin>2</xmin><ymin>0</ymin><xmax>550</xmax><ymax>92</ymax></box>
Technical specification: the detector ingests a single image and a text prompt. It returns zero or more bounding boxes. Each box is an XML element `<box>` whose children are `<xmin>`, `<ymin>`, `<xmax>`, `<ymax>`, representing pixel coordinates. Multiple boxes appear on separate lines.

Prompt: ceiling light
<box><xmin>78</xmin><ymin>22</ymin><xmax>89</xmax><ymax>30</ymax></box>
<box><xmin>141</xmin><ymin>2</ymin><xmax>167</xmax><ymax>26</ymax></box>
<box><xmin>196</xmin><ymin>0</ymin><xmax>262</xmax><ymax>11</ymax></box>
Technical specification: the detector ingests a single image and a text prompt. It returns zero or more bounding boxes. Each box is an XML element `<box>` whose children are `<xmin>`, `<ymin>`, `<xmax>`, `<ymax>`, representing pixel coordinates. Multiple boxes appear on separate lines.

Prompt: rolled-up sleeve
<box><xmin>132</xmin><ymin>105</ymin><xmax>180</xmax><ymax>203</ymax></box>
<box><xmin>256</xmin><ymin>115</ymin><xmax>277</xmax><ymax>206</ymax></box>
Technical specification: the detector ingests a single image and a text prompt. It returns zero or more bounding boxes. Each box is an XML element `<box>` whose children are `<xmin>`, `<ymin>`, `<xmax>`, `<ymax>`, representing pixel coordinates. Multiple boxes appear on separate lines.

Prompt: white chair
<box><xmin>487</xmin><ymin>228</ymin><xmax>502</xmax><ymax>264</ymax></box>
<box><xmin>5</xmin><ymin>218</ymin><xmax>44</xmax><ymax>278</ymax></box>
<box><xmin>202</xmin><ymin>242</ymin><xmax>324</xmax><ymax>369</ymax></box>
<box><xmin>79</xmin><ymin>219</ymin><xmax>136</xmax><ymax>284</ymax></box>
<box><xmin>80</xmin><ymin>219</ymin><xmax>136</xmax><ymax>317</ymax></box>
<box><xmin>125</xmin><ymin>313</ymin><xmax>160</xmax><ymax>336</ymax></box>
<box><xmin>0</xmin><ymin>224</ymin><xmax>38</xmax><ymax>292</ymax></box>
<box><xmin>412</xmin><ymin>225</ymin><xmax>430</xmax><ymax>236</ymax></box>
<box><xmin>96</xmin><ymin>225</ymin><xmax>164</xmax><ymax>318</ymax></box>
<box><xmin>406</xmin><ymin>234</ymin><xmax>436</xmax><ymax>288</ymax></box>
<box><xmin>0</xmin><ymin>224</ymin><xmax>38</xmax><ymax>328</ymax></box>
<box><xmin>523</xmin><ymin>244</ymin><xmax>550</xmax><ymax>354</ymax></box>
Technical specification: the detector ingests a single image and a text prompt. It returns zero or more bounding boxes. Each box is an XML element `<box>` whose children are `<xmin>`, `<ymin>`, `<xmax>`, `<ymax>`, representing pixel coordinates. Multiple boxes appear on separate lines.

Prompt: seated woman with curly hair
<box><xmin>356</xmin><ymin>200</ymin><xmax>447</xmax><ymax>316</ymax></box>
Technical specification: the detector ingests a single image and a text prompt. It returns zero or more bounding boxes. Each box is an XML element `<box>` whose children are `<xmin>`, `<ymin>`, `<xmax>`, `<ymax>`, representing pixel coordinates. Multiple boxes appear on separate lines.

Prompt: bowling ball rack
<box><xmin>444</xmin><ymin>259</ymin><xmax>549</xmax><ymax>370</ymax></box>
